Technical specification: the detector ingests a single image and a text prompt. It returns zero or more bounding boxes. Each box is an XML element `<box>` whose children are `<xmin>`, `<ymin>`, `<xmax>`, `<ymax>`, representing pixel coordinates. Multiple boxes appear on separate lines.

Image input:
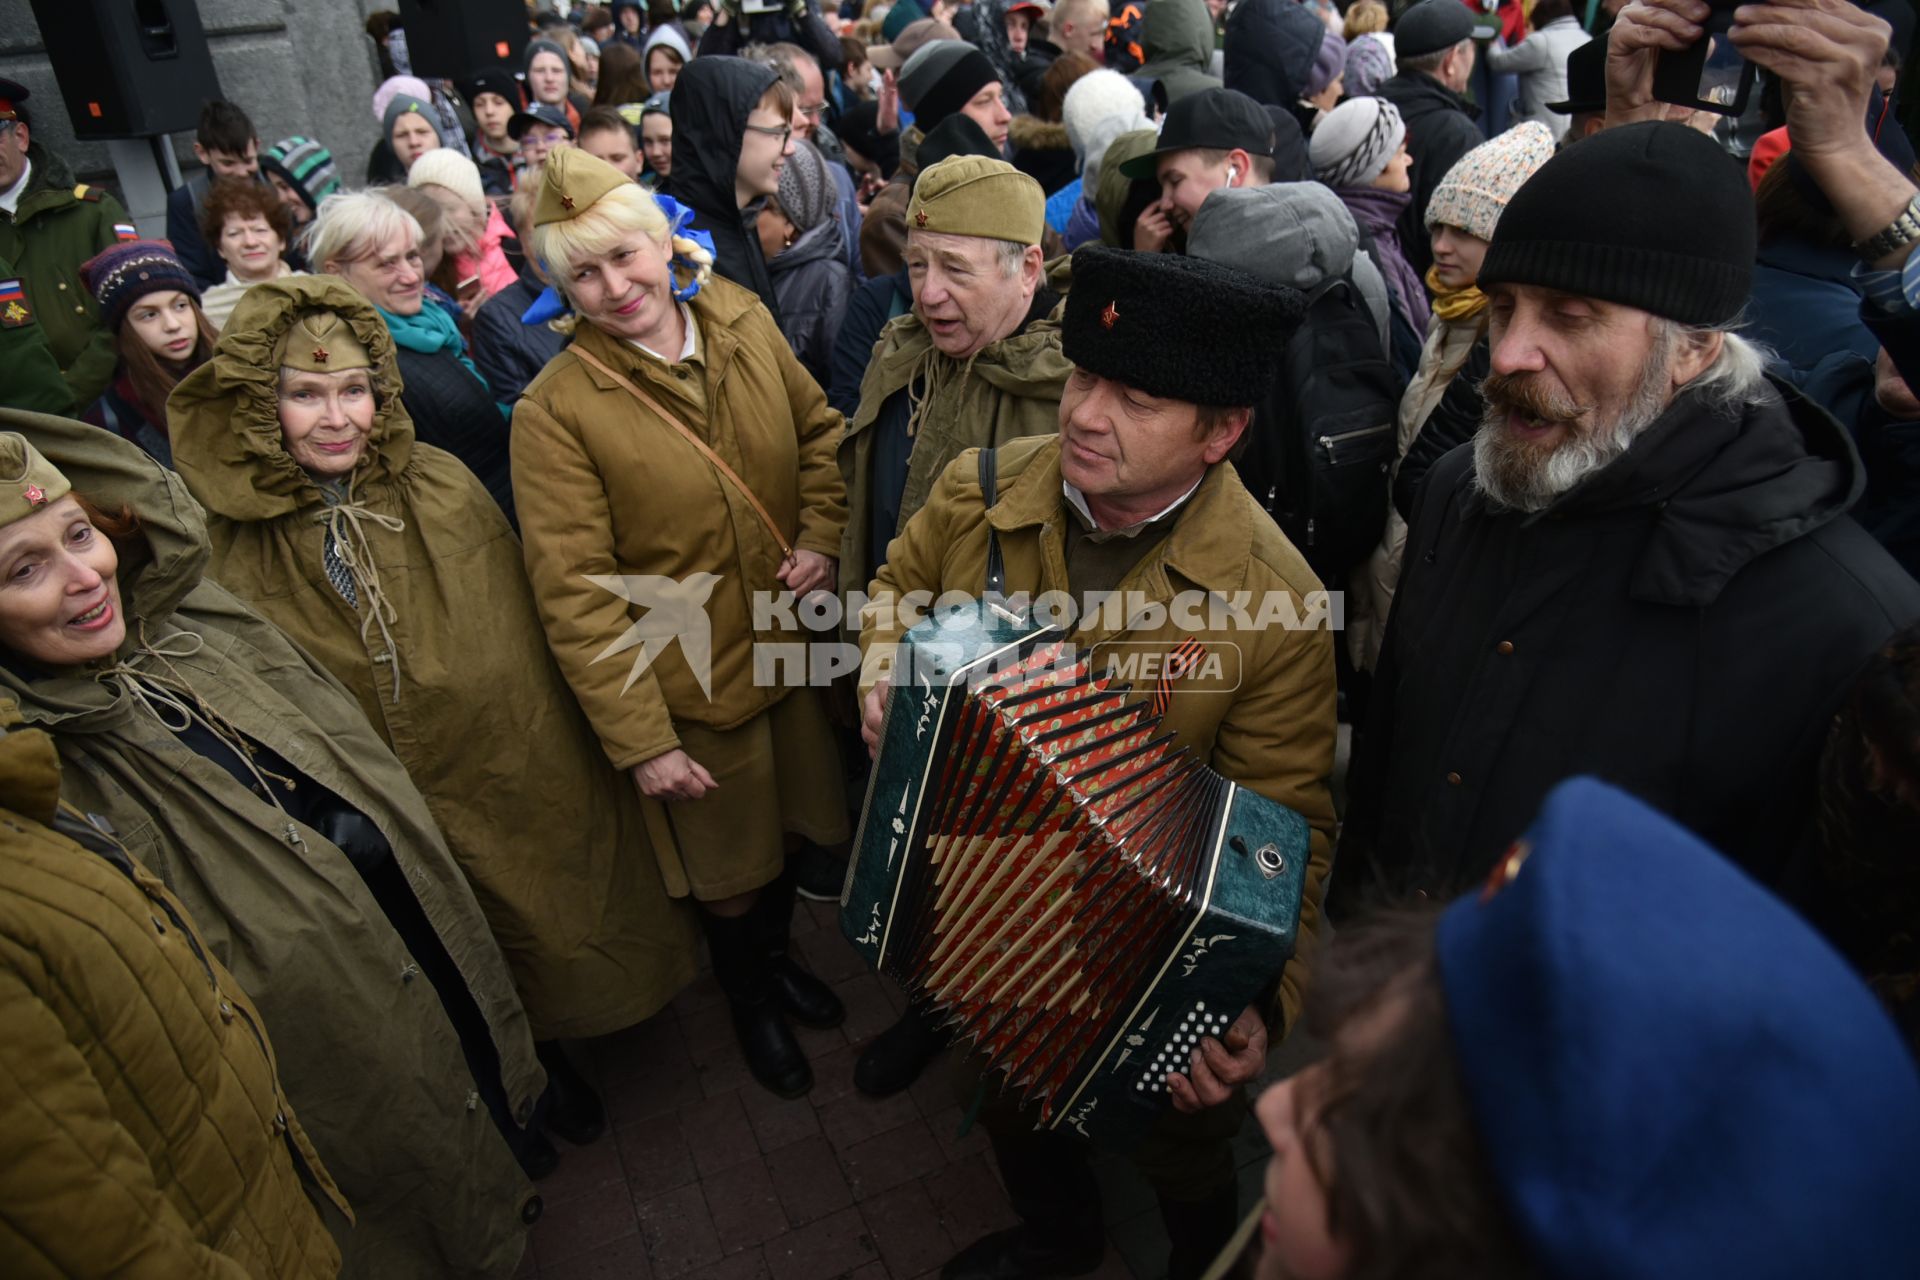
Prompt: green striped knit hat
<box><xmin>260</xmin><ymin>136</ymin><xmax>341</xmax><ymax>215</ymax></box>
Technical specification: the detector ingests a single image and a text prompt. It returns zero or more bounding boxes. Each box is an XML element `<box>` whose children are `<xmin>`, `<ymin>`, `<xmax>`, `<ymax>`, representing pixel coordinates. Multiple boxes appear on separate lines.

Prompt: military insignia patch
<box><xmin>0</xmin><ymin>280</ymin><xmax>29</xmax><ymax>328</ymax></box>
<box><xmin>113</xmin><ymin>222</ymin><xmax>139</xmax><ymax>242</ymax></box>
<box><xmin>23</xmin><ymin>484</ymin><xmax>46</xmax><ymax>507</ymax></box>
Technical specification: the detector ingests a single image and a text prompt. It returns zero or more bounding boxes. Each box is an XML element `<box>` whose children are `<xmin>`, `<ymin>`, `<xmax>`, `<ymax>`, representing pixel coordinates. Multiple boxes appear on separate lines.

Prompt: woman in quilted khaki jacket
<box><xmin>0</xmin><ymin>723</ymin><xmax>348</xmax><ymax>1280</ymax></box>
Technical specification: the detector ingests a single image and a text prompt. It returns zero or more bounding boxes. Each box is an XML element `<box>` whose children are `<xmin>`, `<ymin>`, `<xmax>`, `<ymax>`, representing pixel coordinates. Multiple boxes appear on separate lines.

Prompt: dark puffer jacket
<box><xmin>390</xmin><ymin>343</ymin><xmax>517</xmax><ymax>529</ymax></box>
<box><xmin>471</xmin><ymin>275</ymin><xmax>571</xmax><ymax>405</ymax></box>
<box><xmin>1340</xmin><ymin>378</ymin><xmax>1920</xmax><ymax>912</ymax></box>
<box><xmin>1224</xmin><ymin>0</ymin><xmax>1325</xmax><ymax>107</ymax></box>
<box><xmin>667</xmin><ymin>56</ymin><xmax>784</xmax><ymax>317</ymax></box>
<box><xmin>769</xmin><ymin>217</ymin><xmax>853</xmax><ymax>389</ymax></box>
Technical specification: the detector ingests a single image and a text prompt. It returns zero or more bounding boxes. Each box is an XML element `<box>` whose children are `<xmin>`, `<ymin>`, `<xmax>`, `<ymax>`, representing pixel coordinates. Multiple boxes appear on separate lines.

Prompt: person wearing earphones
<box><xmin>1117</xmin><ymin>88</ymin><xmax>1278</xmax><ymax>252</ymax></box>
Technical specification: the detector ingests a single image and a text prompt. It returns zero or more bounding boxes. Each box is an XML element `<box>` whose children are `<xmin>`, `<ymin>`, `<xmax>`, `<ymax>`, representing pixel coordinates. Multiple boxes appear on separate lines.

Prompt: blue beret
<box><xmin>1394</xmin><ymin>0</ymin><xmax>1476</xmax><ymax>59</ymax></box>
<box><xmin>1437</xmin><ymin>778</ymin><xmax>1920</xmax><ymax>1279</ymax></box>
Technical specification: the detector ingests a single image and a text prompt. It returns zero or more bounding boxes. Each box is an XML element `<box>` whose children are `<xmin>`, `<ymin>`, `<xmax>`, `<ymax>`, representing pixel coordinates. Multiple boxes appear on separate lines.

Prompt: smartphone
<box><xmin>456</xmin><ymin>274</ymin><xmax>482</xmax><ymax>300</ymax></box>
<box><xmin>1653</xmin><ymin>17</ymin><xmax>1756</xmax><ymax>117</ymax></box>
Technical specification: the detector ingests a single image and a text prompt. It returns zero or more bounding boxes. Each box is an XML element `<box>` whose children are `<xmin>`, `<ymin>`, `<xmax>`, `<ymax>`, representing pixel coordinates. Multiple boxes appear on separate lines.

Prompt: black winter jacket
<box><xmin>390</xmin><ymin>344</ymin><xmax>518</xmax><ymax>529</ymax></box>
<box><xmin>1339</xmin><ymin>378</ymin><xmax>1920</xmax><ymax>911</ymax></box>
<box><xmin>470</xmin><ymin>277</ymin><xmax>569</xmax><ymax>406</ymax></box>
<box><xmin>768</xmin><ymin>218</ymin><xmax>853</xmax><ymax>390</ymax></box>
<box><xmin>666</xmin><ymin>57</ymin><xmax>784</xmax><ymax>318</ymax></box>
<box><xmin>1394</xmin><ymin>337</ymin><xmax>1489</xmax><ymax>520</ymax></box>
<box><xmin>1376</xmin><ymin>72</ymin><xmax>1482</xmax><ymax>276</ymax></box>
<box><xmin>1224</xmin><ymin>0</ymin><xmax>1325</xmax><ymax>108</ymax></box>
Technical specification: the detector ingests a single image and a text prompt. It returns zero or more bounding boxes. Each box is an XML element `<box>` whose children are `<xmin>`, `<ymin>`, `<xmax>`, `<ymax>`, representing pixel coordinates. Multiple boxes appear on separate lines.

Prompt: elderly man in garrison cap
<box><xmin>1339</xmin><ymin>122</ymin><xmax>1920</xmax><ymax>921</ymax></box>
<box><xmin>858</xmin><ymin>245</ymin><xmax>1339</xmax><ymax>1280</ymax></box>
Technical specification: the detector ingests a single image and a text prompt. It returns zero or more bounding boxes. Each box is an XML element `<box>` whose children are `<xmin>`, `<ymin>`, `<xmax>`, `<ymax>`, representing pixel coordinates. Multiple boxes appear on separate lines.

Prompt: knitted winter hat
<box><xmin>382</xmin><ymin>94</ymin><xmax>445</xmax><ymax>147</ymax></box>
<box><xmin>777</xmin><ymin>141</ymin><xmax>836</xmax><ymax>232</ymax></box>
<box><xmin>1306</xmin><ymin>32</ymin><xmax>1348</xmax><ymax>98</ymax></box>
<box><xmin>1063</xmin><ymin>244</ymin><xmax>1305</xmax><ymax>406</ymax></box>
<box><xmin>1344</xmin><ymin>33</ymin><xmax>1395</xmax><ymax>98</ymax></box>
<box><xmin>1425</xmin><ymin>121</ymin><xmax>1555</xmax><ymax>239</ymax></box>
<box><xmin>1310</xmin><ymin>95</ymin><xmax>1405</xmax><ymax>188</ymax></box>
<box><xmin>901</xmin><ymin>42</ymin><xmax>999</xmax><ymax>127</ymax></box>
<box><xmin>1480</xmin><ymin>121</ymin><xmax>1755</xmax><ymax>326</ymax></box>
<box><xmin>372</xmin><ymin>75</ymin><xmax>433</xmax><ymax>124</ymax></box>
<box><xmin>1062</xmin><ymin>70</ymin><xmax>1150</xmax><ymax>170</ymax></box>
<box><xmin>260</xmin><ymin>136</ymin><xmax>341</xmax><ymax>214</ymax></box>
<box><xmin>80</xmin><ymin>240</ymin><xmax>201</xmax><ymax>333</ymax></box>
<box><xmin>407</xmin><ymin>148</ymin><xmax>488</xmax><ymax>217</ymax></box>
<box><xmin>459</xmin><ymin>67</ymin><xmax>523</xmax><ymax>109</ymax></box>
<box><xmin>526</xmin><ymin>37</ymin><xmax>570</xmax><ymax>74</ymax></box>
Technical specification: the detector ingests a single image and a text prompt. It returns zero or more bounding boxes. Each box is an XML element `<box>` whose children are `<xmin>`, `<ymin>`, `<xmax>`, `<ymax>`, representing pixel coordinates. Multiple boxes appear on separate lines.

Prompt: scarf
<box><xmin>1339</xmin><ymin>185</ymin><xmax>1431</xmax><ymax>339</ymax></box>
<box><xmin>377</xmin><ymin>300</ymin><xmax>487</xmax><ymax>388</ymax></box>
<box><xmin>1427</xmin><ymin>264</ymin><xmax>1490</xmax><ymax>324</ymax></box>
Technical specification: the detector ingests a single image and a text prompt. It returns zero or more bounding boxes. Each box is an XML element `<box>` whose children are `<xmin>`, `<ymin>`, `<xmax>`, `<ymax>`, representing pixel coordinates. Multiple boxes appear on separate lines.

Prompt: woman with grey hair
<box><xmin>305</xmin><ymin>190</ymin><xmax>516</xmax><ymax>525</ymax></box>
<box><xmin>758</xmin><ymin>140</ymin><xmax>852</xmax><ymax>386</ymax></box>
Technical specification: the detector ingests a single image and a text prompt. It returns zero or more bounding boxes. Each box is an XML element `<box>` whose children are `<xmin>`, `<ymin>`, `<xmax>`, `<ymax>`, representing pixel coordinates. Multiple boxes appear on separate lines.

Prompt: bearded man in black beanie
<box><xmin>856</xmin><ymin>245</ymin><xmax>1338</xmax><ymax>1280</ymax></box>
<box><xmin>1339</xmin><ymin>121</ymin><xmax>1920</xmax><ymax>919</ymax></box>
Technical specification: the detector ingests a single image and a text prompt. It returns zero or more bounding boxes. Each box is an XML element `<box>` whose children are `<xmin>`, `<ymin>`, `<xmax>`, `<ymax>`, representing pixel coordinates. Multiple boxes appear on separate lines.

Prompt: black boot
<box><xmin>855</xmin><ymin>1000</ymin><xmax>949</xmax><ymax>1097</ymax></box>
<box><xmin>1158</xmin><ymin>1187</ymin><xmax>1242</xmax><ymax>1280</ymax></box>
<box><xmin>755</xmin><ymin>868</ymin><xmax>845</xmax><ymax>1029</ymax></box>
<box><xmin>535</xmin><ymin>1040</ymin><xmax>606</xmax><ymax>1146</ymax></box>
<box><xmin>703</xmin><ymin>909</ymin><xmax>812</xmax><ymax>1099</ymax></box>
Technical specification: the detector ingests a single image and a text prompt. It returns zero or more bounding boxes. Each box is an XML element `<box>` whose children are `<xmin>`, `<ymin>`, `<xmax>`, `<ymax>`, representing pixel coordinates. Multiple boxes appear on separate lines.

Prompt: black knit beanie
<box><xmin>913</xmin><ymin>48</ymin><xmax>1000</xmax><ymax>131</ymax></box>
<box><xmin>1063</xmin><ymin>246</ymin><xmax>1305</xmax><ymax>406</ymax></box>
<box><xmin>1478</xmin><ymin>121</ymin><xmax>1754</xmax><ymax>326</ymax></box>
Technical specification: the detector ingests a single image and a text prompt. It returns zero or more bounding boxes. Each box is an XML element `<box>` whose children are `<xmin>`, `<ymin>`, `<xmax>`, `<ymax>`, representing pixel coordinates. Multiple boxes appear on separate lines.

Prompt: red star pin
<box><xmin>22</xmin><ymin>484</ymin><xmax>45</xmax><ymax>507</ymax></box>
<box><xmin>561</xmin><ymin>194</ymin><xmax>576</xmax><ymax>211</ymax></box>
<box><xmin>914</xmin><ymin>208</ymin><xmax>929</xmax><ymax>228</ymax></box>
<box><xmin>1099</xmin><ymin>300</ymin><xmax>1119</xmax><ymax>330</ymax></box>
<box><xmin>312</xmin><ymin>346</ymin><xmax>329</xmax><ymax>364</ymax></box>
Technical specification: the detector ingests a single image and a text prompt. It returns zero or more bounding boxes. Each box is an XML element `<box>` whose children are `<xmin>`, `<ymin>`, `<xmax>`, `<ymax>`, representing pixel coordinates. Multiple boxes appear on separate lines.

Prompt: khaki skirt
<box><xmin>639</xmin><ymin>687</ymin><xmax>850</xmax><ymax>900</ymax></box>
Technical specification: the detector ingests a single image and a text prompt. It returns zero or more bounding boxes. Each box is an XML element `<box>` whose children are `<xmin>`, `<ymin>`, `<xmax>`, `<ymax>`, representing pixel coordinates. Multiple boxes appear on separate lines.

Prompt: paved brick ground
<box><xmin>516</xmin><ymin>897</ymin><xmax>1292</xmax><ymax>1280</ymax></box>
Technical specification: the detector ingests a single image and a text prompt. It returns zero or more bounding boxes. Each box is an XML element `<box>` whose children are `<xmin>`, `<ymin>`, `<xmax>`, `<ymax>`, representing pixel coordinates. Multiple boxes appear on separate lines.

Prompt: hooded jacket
<box><xmin>1136</xmin><ymin>0</ymin><xmax>1225</xmax><ymax>102</ymax></box>
<box><xmin>169</xmin><ymin>277</ymin><xmax>699</xmax><ymax>1041</ymax></box>
<box><xmin>1376</xmin><ymin>71</ymin><xmax>1483</xmax><ymax>275</ymax></box>
<box><xmin>0</xmin><ymin>725</ymin><xmax>348</xmax><ymax>1280</ymax></box>
<box><xmin>969</xmin><ymin>0</ymin><xmax>1032</xmax><ymax>114</ymax></box>
<box><xmin>0</xmin><ymin>407</ymin><xmax>541</xmax><ymax>1279</ymax></box>
<box><xmin>0</xmin><ymin>143</ymin><xmax>131</xmax><ymax>408</ymax></box>
<box><xmin>1340</xmin><ymin>380</ymin><xmax>1920</xmax><ymax>911</ymax></box>
<box><xmin>1095</xmin><ymin>129</ymin><xmax>1163</xmax><ymax>247</ymax></box>
<box><xmin>838</xmin><ymin>287</ymin><xmax>1072</xmax><ymax>593</ymax></box>
<box><xmin>666</xmin><ymin>56</ymin><xmax>784</xmax><ymax>316</ymax></box>
<box><xmin>1223</xmin><ymin>0</ymin><xmax>1326</xmax><ymax>107</ymax></box>
<box><xmin>769</xmin><ymin>216</ymin><xmax>854</xmax><ymax>388</ymax></box>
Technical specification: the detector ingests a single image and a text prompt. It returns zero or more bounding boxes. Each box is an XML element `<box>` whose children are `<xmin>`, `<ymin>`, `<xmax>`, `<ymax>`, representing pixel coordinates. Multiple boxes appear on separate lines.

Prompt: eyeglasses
<box><xmin>798</xmin><ymin>102</ymin><xmax>826</xmax><ymax>119</ymax></box>
<box><xmin>743</xmin><ymin>122</ymin><xmax>793</xmax><ymax>145</ymax></box>
<box><xmin>367</xmin><ymin>249</ymin><xmax>425</xmax><ymax>279</ymax></box>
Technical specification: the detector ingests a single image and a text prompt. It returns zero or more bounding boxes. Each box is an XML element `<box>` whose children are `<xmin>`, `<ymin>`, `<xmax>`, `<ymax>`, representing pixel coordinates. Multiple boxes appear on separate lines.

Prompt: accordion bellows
<box><xmin>842</xmin><ymin>604</ymin><xmax>1310</xmax><ymax>1147</ymax></box>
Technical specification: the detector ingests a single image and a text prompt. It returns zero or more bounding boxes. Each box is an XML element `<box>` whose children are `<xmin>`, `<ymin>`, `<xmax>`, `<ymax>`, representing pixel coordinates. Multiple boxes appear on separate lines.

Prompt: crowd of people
<box><xmin>3</xmin><ymin>0</ymin><xmax>1920</xmax><ymax>1275</ymax></box>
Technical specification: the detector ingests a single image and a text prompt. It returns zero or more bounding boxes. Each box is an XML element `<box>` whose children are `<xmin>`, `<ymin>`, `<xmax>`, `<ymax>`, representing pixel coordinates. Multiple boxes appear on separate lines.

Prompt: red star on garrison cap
<box><xmin>312</xmin><ymin>347</ymin><xmax>329</xmax><ymax>364</ymax></box>
<box><xmin>914</xmin><ymin>208</ymin><xmax>929</xmax><ymax>228</ymax></box>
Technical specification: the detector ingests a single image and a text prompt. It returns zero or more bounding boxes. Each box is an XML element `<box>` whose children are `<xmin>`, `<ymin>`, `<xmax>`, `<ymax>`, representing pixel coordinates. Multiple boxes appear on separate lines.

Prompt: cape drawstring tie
<box><xmin>99</xmin><ymin>626</ymin><xmax>297</xmax><ymax>808</ymax></box>
<box><xmin>317</xmin><ymin>499</ymin><xmax>407</xmax><ymax>701</ymax></box>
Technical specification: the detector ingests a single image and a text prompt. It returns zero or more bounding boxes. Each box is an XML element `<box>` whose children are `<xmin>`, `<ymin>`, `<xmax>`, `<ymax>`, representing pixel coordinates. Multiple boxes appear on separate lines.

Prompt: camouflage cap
<box><xmin>906</xmin><ymin>155</ymin><xmax>1045</xmax><ymax>248</ymax></box>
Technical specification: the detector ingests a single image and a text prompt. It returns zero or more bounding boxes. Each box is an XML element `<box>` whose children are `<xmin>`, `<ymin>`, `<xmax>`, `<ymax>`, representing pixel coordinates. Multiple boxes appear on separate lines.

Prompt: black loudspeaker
<box><xmin>397</xmin><ymin>0</ymin><xmax>530</xmax><ymax>82</ymax></box>
<box><xmin>27</xmin><ymin>0</ymin><xmax>222</xmax><ymax>140</ymax></box>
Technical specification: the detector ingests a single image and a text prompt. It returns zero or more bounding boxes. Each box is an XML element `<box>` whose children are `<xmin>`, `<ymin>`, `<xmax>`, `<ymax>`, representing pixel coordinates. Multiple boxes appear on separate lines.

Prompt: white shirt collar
<box><xmin>1061</xmin><ymin>475</ymin><xmax>1203</xmax><ymax>533</ymax></box>
<box><xmin>625</xmin><ymin>302</ymin><xmax>697</xmax><ymax>364</ymax></box>
<box><xmin>0</xmin><ymin>158</ymin><xmax>32</xmax><ymax>217</ymax></box>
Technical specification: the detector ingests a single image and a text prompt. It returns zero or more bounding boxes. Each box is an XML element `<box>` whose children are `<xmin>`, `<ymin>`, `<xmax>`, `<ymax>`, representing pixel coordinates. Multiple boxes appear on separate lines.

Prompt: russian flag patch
<box><xmin>0</xmin><ymin>279</ymin><xmax>30</xmax><ymax>327</ymax></box>
<box><xmin>113</xmin><ymin>223</ymin><xmax>138</xmax><ymax>242</ymax></box>
<box><xmin>0</xmin><ymin>280</ymin><xmax>22</xmax><ymax>302</ymax></box>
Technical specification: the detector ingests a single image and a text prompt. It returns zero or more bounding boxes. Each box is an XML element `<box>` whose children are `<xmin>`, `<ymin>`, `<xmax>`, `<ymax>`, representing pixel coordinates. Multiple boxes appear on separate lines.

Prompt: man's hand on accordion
<box><xmin>1166</xmin><ymin>1004</ymin><xmax>1267</xmax><ymax>1113</ymax></box>
<box><xmin>861</xmin><ymin>679</ymin><xmax>890</xmax><ymax>759</ymax></box>
<box><xmin>631</xmin><ymin>749</ymin><xmax>719</xmax><ymax>802</ymax></box>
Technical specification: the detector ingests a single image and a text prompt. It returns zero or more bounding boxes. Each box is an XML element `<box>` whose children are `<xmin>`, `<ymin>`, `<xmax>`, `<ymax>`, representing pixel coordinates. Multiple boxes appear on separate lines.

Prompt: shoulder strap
<box><xmin>977</xmin><ymin>447</ymin><xmax>1005</xmax><ymax>598</ymax></box>
<box><xmin>571</xmin><ymin>343</ymin><xmax>794</xmax><ymax>559</ymax></box>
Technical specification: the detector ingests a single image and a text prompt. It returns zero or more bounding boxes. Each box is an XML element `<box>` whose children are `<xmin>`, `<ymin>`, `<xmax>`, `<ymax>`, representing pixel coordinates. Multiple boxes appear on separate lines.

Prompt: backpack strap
<box><xmin>978</xmin><ymin>447</ymin><xmax>1006</xmax><ymax>599</ymax></box>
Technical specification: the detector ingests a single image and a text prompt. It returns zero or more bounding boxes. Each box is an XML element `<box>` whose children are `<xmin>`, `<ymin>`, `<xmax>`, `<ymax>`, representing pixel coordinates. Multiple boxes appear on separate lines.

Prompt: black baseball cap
<box><xmin>1119</xmin><ymin>88</ymin><xmax>1274</xmax><ymax>180</ymax></box>
<box><xmin>509</xmin><ymin>101</ymin><xmax>575</xmax><ymax>142</ymax></box>
<box><xmin>1544</xmin><ymin>30</ymin><xmax>1607</xmax><ymax>116</ymax></box>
